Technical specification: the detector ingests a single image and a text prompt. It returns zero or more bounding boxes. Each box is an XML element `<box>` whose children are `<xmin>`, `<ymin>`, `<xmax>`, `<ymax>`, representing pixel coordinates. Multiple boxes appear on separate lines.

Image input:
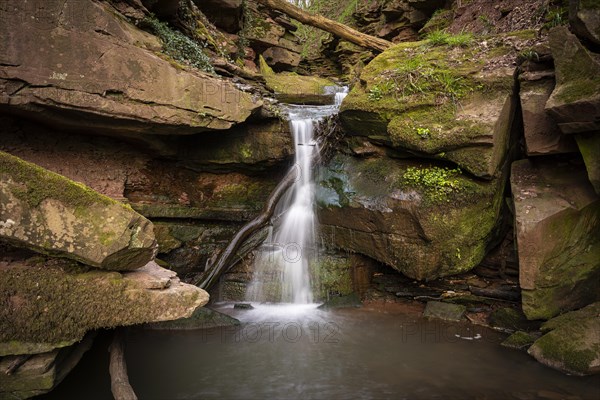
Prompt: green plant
<box><xmin>415</xmin><ymin>127</ymin><xmax>431</xmax><ymax>139</ymax></box>
<box><xmin>141</xmin><ymin>16</ymin><xmax>214</xmax><ymax>74</ymax></box>
<box><xmin>426</xmin><ymin>30</ymin><xmax>474</xmax><ymax>47</ymax></box>
<box><xmin>403</xmin><ymin>166</ymin><xmax>462</xmax><ymax>202</ymax></box>
<box><xmin>368</xmin><ymin>85</ymin><xmax>384</xmax><ymax>101</ymax></box>
<box><xmin>518</xmin><ymin>49</ymin><xmax>540</xmax><ymax>63</ymax></box>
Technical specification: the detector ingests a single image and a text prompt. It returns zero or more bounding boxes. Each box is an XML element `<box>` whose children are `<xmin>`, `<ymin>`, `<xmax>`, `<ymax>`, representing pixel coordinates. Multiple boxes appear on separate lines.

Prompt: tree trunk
<box><xmin>255</xmin><ymin>0</ymin><xmax>393</xmax><ymax>52</ymax></box>
<box><xmin>109</xmin><ymin>330</ymin><xmax>138</xmax><ymax>400</ymax></box>
<box><xmin>194</xmin><ymin>167</ymin><xmax>298</xmax><ymax>289</ymax></box>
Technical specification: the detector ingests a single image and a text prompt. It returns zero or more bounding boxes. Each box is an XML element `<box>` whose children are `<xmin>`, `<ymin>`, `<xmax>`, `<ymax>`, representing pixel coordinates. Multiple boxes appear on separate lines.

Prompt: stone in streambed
<box><xmin>423</xmin><ymin>301</ymin><xmax>466</xmax><ymax>322</ymax></box>
<box><xmin>502</xmin><ymin>331</ymin><xmax>537</xmax><ymax>351</ymax></box>
<box><xmin>528</xmin><ymin>303</ymin><xmax>600</xmax><ymax>376</ymax></box>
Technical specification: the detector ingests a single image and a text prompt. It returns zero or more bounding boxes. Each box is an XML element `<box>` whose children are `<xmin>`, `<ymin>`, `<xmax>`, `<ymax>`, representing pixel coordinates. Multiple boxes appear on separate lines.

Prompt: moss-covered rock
<box><xmin>511</xmin><ymin>159</ymin><xmax>600</xmax><ymax>320</ymax></box>
<box><xmin>340</xmin><ymin>34</ymin><xmax>519</xmax><ymax>178</ymax></box>
<box><xmin>502</xmin><ymin>331</ymin><xmax>537</xmax><ymax>350</ymax></box>
<box><xmin>317</xmin><ymin>154</ymin><xmax>505</xmax><ymax>280</ymax></box>
<box><xmin>259</xmin><ymin>56</ymin><xmax>338</xmax><ymax>104</ymax></box>
<box><xmin>545</xmin><ymin>26</ymin><xmax>600</xmax><ymax>134</ymax></box>
<box><xmin>0</xmin><ymin>260</ymin><xmax>208</xmax><ymax>355</ymax></box>
<box><xmin>528</xmin><ymin>303</ymin><xmax>600</xmax><ymax>375</ymax></box>
<box><xmin>0</xmin><ymin>152</ymin><xmax>157</xmax><ymax>270</ymax></box>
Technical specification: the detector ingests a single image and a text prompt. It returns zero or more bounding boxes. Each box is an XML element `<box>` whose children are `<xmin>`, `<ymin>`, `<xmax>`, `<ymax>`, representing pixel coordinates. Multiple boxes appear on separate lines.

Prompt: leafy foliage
<box><xmin>141</xmin><ymin>16</ymin><xmax>214</xmax><ymax>74</ymax></box>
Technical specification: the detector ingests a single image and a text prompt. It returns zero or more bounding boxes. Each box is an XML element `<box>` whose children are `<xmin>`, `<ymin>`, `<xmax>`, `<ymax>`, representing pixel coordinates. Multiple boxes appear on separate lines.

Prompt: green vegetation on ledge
<box><xmin>403</xmin><ymin>166</ymin><xmax>462</xmax><ymax>203</ymax></box>
<box><xmin>141</xmin><ymin>16</ymin><xmax>214</xmax><ymax>74</ymax></box>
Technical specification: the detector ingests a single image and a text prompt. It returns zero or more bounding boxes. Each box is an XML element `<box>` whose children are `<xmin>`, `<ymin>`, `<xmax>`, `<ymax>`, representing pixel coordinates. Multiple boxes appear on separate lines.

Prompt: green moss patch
<box><xmin>259</xmin><ymin>55</ymin><xmax>335</xmax><ymax>97</ymax></box>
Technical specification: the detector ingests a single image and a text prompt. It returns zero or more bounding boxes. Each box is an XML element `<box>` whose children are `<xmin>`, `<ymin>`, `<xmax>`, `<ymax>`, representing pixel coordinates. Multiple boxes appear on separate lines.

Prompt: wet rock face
<box><xmin>511</xmin><ymin>159</ymin><xmax>600</xmax><ymax>320</ymax></box>
<box><xmin>0</xmin><ymin>259</ymin><xmax>209</xmax><ymax>356</ymax></box>
<box><xmin>0</xmin><ymin>0</ymin><xmax>261</xmax><ymax>136</ymax></box>
<box><xmin>0</xmin><ymin>152</ymin><xmax>157</xmax><ymax>271</ymax></box>
<box><xmin>528</xmin><ymin>302</ymin><xmax>600</xmax><ymax>376</ymax></box>
<box><xmin>317</xmin><ymin>154</ymin><xmax>505</xmax><ymax>281</ymax></box>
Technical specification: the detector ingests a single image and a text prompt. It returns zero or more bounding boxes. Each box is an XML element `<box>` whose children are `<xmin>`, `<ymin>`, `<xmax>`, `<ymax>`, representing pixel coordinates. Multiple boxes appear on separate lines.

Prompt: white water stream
<box><xmin>245</xmin><ymin>90</ymin><xmax>347</xmax><ymax>304</ymax></box>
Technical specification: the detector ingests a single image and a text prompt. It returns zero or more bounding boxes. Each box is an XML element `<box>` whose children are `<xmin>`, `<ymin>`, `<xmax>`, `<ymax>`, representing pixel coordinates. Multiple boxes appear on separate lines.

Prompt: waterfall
<box><xmin>246</xmin><ymin>89</ymin><xmax>346</xmax><ymax>304</ymax></box>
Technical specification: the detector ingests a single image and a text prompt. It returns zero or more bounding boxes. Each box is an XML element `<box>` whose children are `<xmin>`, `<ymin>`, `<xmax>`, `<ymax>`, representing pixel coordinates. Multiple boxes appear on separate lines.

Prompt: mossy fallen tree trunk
<box><xmin>194</xmin><ymin>167</ymin><xmax>299</xmax><ymax>289</ymax></box>
<box><xmin>109</xmin><ymin>330</ymin><xmax>137</xmax><ymax>400</ymax></box>
<box><xmin>254</xmin><ymin>0</ymin><xmax>392</xmax><ymax>52</ymax></box>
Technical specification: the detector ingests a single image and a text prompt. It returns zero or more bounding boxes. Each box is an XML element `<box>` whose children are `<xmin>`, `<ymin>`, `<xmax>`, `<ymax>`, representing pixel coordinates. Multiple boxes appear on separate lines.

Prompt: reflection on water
<box><xmin>42</xmin><ymin>305</ymin><xmax>600</xmax><ymax>400</ymax></box>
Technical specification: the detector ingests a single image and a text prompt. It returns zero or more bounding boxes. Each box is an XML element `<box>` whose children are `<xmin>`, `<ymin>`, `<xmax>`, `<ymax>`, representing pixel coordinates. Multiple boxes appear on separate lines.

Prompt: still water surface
<box><xmin>42</xmin><ymin>304</ymin><xmax>600</xmax><ymax>400</ymax></box>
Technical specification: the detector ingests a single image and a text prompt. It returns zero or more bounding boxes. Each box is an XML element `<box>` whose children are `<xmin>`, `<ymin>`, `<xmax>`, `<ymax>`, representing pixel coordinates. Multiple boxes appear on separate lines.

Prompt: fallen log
<box><xmin>255</xmin><ymin>0</ymin><xmax>393</xmax><ymax>52</ymax></box>
<box><xmin>109</xmin><ymin>330</ymin><xmax>137</xmax><ymax>400</ymax></box>
<box><xmin>194</xmin><ymin>166</ymin><xmax>299</xmax><ymax>289</ymax></box>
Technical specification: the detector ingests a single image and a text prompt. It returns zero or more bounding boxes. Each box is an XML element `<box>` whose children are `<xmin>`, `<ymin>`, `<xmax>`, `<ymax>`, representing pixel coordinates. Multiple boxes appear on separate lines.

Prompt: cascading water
<box><xmin>246</xmin><ymin>89</ymin><xmax>347</xmax><ymax>304</ymax></box>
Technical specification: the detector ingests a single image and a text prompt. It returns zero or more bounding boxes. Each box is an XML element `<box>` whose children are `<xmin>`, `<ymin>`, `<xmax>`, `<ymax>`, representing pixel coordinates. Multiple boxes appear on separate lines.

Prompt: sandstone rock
<box><xmin>511</xmin><ymin>159</ymin><xmax>600</xmax><ymax>320</ymax></box>
<box><xmin>423</xmin><ymin>301</ymin><xmax>466</xmax><ymax>322</ymax></box>
<box><xmin>545</xmin><ymin>26</ymin><xmax>600</xmax><ymax>134</ymax></box>
<box><xmin>528</xmin><ymin>302</ymin><xmax>600</xmax><ymax>376</ymax></box>
<box><xmin>0</xmin><ymin>0</ymin><xmax>260</xmax><ymax>137</ymax></box>
<box><xmin>317</xmin><ymin>154</ymin><xmax>505</xmax><ymax>280</ymax></box>
<box><xmin>0</xmin><ymin>334</ymin><xmax>95</xmax><ymax>399</ymax></box>
<box><xmin>0</xmin><ymin>151</ymin><xmax>157</xmax><ymax>271</ymax></box>
<box><xmin>0</xmin><ymin>260</ymin><xmax>208</xmax><ymax>355</ymax></box>
<box><xmin>569</xmin><ymin>0</ymin><xmax>600</xmax><ymax>46</ymax></box>
<box><xmin>575</xmin><ymin>133</ymin><xmax>600</xmax><ymax>195</ymax></box>
<box><xmin>519</xmin><ymin>76</ymin><xmax>577</xmax><ymax>156</ymax></box>
<box><xmin>341</xmin><ymin>34</ymin><xmax>522</xmax><ymax>178</ymax></box>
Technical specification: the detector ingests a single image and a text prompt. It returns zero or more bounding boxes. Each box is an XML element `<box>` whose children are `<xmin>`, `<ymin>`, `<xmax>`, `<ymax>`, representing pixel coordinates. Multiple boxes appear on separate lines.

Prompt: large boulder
<box><xmin>511</xmin><ymin>159</ymin><xmax>600</xmax><ymax>320</ymax></box>
<box><xmin>0</xmin><ymin>0</ymin><xmax>260</xmax><ymax>137</ymax></box>
<box><xmin>317</xmin><ymin>154</ymin><xmax>505</xmax><ymax>280</ymax></box>
<box><xmin>340</xmin><ymin>33</ymin><xmax>524</xmax><ymax>179</ymax></box>
<box><xmin>528</xmin><ymin>302</ymin><xmax>600</xmax><ymax>376</ymax></box>
<box><xmin>545</xmin><ymin>26</ymin><xmax>600</xmax><ymax>134</ymax></box>
<box><xmin>0</xmin><ymin>152</ymin><xmax>157</xmax><ymax>271</ymax></box>
<box><xmin>569</xmin><ymin>0</ymin><xmax>600</xmax><ymax>46</ymax></box>
<box><xmin>0</xmin><ymin>259</ymin><xmax>208</xmax><ymax>356</ymax></box>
